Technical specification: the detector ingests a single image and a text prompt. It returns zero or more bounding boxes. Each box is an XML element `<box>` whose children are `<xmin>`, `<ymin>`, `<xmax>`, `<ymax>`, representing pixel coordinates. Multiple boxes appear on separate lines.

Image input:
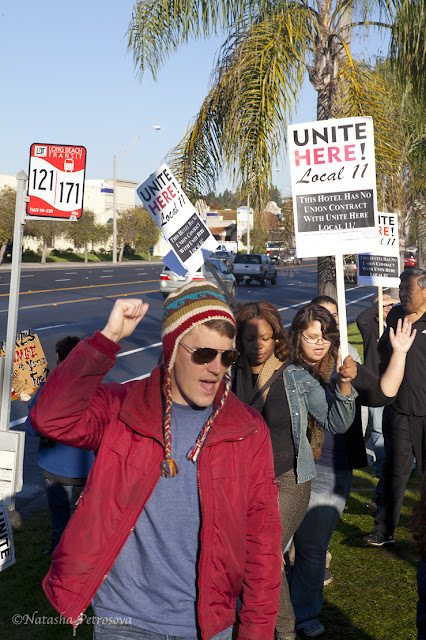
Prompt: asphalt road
<box><xmin>0</xmin><ymin>259</ymin><xmax>378</xmax><ymax>515</ymax></box>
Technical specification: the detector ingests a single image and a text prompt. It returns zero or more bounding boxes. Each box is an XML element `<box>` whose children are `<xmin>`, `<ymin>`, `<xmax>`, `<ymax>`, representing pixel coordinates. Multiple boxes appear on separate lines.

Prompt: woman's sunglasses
<box><xmin>180</xmin><ymin>342</ymin><xmax>239</xmax><ymax>367</ymax></box>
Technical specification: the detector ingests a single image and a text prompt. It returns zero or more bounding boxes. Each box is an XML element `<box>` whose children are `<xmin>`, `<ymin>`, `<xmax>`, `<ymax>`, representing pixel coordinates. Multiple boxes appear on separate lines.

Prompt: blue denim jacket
<box><xmin>283</xmin><ymin>364</ymin><xmax>357</xmax><ymax>483</ymax></box>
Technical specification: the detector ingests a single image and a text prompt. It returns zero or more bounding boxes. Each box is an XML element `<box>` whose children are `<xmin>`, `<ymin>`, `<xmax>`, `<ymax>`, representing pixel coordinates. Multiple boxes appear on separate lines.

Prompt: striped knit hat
<box><xmin>162</xmin><ymin>281</ymin><xmax>236</xmax><ymax>370</ymax></box>
<box><xmin>160</xmin><ymin>281</ymin><xmax>236</xmax><ymax>477</ymax></box>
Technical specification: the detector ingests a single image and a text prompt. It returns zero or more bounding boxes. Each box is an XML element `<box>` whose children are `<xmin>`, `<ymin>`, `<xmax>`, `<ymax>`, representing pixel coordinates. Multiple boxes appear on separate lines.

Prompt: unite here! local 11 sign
<box><xmin>357</xmin><ymin>212</ymin><xmax>400</xmax><ymax>287</ymax></box>
<box><xmin>27</xmin><ymin>143</ymin><xmax>86</xmax><ymax>220</ymax></box>
<box><xmin>288</xmin><ymin>117</ymin><xmax>379</xmax><ymax>258</ymax></box>
<box><xmin>137</xmin><ymin>164</ymin><xmax>217</xmax><ymax>275</ymax></box>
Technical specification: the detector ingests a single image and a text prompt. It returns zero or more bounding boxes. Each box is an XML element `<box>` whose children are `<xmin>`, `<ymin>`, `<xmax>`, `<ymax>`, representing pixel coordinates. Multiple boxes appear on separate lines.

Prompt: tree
<box><xmin>24</xmin><ymin>219</ymin><xmax>67</xmax><ymax>264</ymax></box>
<box><xmin>128</xmin><ymin>0</ymin><xmax>425</xmax><ymax>296</ymax></box>
<box><xmin>117</xmin><ymin>206</ymin><xmax>160</xmax><ymax>262</ymax></box>
<box><xmin>62</xmin><ymin>210</ymin><xmax>106</xmax><ymax>263</ymax></box>
<box><xmin>0</xmin><ymin>186</ymin><xmax>16</xmax><ymax>263</ymax></box>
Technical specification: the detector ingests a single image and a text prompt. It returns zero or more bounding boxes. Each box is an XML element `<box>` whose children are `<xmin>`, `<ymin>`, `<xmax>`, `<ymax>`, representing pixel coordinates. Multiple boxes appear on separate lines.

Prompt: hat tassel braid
<box><xmin>161</xmin><ymin>370</ymin><xmax>179</xmax><ymax>478</ymax></box>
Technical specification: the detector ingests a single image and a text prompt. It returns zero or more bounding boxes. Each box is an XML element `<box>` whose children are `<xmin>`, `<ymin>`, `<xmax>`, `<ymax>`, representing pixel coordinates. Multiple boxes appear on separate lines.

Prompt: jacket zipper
<box><xmin>196</xmin><ymin>432</ymin><xmax>252</xmax><ymax>640</ymax></box>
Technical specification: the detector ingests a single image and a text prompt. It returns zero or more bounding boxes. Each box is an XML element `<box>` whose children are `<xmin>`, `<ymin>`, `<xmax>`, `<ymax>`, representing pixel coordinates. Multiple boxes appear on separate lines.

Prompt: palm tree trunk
<box><xmin>84</xmin><ymin>243</ymin><xmax>88</xmax><ymax>263</ymax></box>
<box><xmin>0</xmin><ymin>242</ymin><xmax>7</xmax><ymax>264</ymax></box>
<box><xmin>118</xmin><ymin>240</ymin><xmax>125</xmax><ymax>263</ymax></box>
<box><xmin>313</xmin><ymin>3</ymin><xmax>352</xmax><ymax>299</ymax></box>
<box><xmin>41</xmin><ymin>240</ymin><xmax>47</xmax><ymax>264</ymax></box>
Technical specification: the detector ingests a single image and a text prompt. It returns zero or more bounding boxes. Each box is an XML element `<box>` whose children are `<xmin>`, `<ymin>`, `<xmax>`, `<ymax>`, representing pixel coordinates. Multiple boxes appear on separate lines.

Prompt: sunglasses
<box><xmin>179</xmin><ymin>342</ymin><xmax>239</xmax><ymax>367</ymax></box>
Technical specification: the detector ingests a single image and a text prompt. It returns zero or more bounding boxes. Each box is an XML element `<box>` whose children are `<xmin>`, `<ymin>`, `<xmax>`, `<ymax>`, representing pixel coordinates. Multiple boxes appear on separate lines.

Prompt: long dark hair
<box><xmin>288</xmin><ymin>305</ymin><xmax>339</xmax><ymax>379</ymax></box>
<box><xmin>235</xmin><ymin>301</ymin><xmax>288</xmax><ymax>362</ymax></box>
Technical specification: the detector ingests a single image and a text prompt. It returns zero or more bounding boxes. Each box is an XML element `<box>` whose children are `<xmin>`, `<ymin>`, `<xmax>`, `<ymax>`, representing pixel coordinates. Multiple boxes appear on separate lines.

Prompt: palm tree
<box><xmin>128</xmin><ymin>0</ymin><xmax>425</xmax><ymax>295</ymax></box>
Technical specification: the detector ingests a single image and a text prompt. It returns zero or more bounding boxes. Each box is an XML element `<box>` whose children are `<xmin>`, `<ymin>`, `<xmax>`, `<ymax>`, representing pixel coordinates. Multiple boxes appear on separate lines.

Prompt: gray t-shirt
<box><xmin>93</xmin><ymin>401</ymin><xmax>212</xmax><ymax>635</ymax></box>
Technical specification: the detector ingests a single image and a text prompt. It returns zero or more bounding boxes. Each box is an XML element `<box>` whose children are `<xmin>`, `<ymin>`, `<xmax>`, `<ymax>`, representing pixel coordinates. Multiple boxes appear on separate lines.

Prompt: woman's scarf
<box><xmin>236</xmin><ymin>351</ymin><xmax>283</xmax><ymax>413</ymax></box>
<box><xmin>307</xmin><ymin>350</ymin><xmax>336</xmax><ymax>459</ymax></box>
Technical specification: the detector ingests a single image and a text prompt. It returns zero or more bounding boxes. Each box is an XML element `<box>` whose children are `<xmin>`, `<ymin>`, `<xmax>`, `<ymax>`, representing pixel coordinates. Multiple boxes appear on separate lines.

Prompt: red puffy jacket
<box><xmin>31</xmin><ymin>331</ymin><xmax>282</xmax><ymax>640</ymax></box>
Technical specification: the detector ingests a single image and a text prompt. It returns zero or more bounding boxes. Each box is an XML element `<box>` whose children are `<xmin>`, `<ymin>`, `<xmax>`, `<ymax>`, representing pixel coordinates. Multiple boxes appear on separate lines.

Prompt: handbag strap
<box><xmin>249</xmin><ymin>363</ymin><xmax>286</xmax><ymax>407</ymax></box>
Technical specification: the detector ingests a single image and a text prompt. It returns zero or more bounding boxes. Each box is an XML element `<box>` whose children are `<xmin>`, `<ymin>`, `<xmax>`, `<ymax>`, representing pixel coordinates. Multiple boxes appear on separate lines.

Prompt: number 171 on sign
<box><xmin>26</xmin><ymin>143</ymin><xmax>86</xmax><ymax>220</ymax></box>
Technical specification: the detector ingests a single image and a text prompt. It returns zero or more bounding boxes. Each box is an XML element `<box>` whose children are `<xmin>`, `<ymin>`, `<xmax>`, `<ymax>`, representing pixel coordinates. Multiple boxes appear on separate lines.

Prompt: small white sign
<box><xmin>237</xmin><ymin>206</ymin><xmax>253</xmax><ymax>241</ymax></box>
<box><xmin>357</xmin><ymin>212</ymin><xmax>400</xmax><ymax>287</ymax></box>
<box><xmin>288</xmin><ymin>117</ymin><xmax>379</xmax><ymax>258</ymax></box>
<box><xmin>137</xmin><ymin>164</ymin><xmax>217</xmax><ymax>274</ymax></box>
<box><xmin>0</xmin><ymin>498</ymin><xmax>15</xmax><ymax>572</ymax></box>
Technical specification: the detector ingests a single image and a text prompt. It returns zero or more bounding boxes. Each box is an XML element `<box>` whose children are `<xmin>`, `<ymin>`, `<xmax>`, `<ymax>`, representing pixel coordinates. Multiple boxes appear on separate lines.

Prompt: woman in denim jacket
<box><xmin>233</xmin><ymin>302</ymin><xmax>357</xmax><ymax>640</ymax></box>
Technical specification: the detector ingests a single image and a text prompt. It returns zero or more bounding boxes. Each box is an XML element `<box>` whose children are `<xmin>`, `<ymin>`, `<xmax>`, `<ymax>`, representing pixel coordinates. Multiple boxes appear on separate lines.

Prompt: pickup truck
<box><xmin>231</xmin><ymin>254</ymin><xmax>277</xmax><ymax>286</ymax></box>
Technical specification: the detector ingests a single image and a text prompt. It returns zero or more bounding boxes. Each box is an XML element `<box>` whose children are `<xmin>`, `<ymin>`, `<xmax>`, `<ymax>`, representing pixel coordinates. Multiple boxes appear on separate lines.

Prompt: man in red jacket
<box><xmin>31</xmin><ymin>282</ymin><xmax>282</xmax><ymax>640</ymax></box>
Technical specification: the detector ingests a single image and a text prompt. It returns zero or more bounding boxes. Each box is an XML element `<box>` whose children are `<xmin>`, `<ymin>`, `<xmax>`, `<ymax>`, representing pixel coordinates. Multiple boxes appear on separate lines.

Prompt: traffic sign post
<box><xmin>26</xmin><ymin>143</ymin><xmax>86</xmax><ymax>220</ymax></box>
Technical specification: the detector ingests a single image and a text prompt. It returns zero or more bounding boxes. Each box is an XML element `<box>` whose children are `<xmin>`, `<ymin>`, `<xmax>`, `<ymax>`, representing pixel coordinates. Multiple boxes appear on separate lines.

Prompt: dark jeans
<box><xmin>290</xmin><ymin>464</ymin><xmax>353</xmax><ymax>629</ymax></box>
<box><xmin>375</xmin><ymin>408</ymin><xmax>426</xmax><ymax>536</ymax></box>
<box><xmin>93</xmin><ymin>619</ymin><xmax>233</xmax><ymax>640</ymax></box>
<box><xmin>45</xmin><ymin>479</ymin><xmax>82</xmax><ymax>549</ymax></box>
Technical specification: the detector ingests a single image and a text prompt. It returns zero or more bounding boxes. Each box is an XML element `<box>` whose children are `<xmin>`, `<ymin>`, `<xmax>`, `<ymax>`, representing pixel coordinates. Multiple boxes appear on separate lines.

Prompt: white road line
<box><xmin>10</xmin><ymin>417</ymin><xmax>26</xmax><ymax>428</ymax></box>
<box><xmin>0</xmin><ymin>283</ymin><xmax>9</xmax><ymax>286</ymax></box>
<box><xmin>100</xmin><ymin>275</ymin><xmax>113</xmax><ymax>278</ymax></box>
<box><xmin>55</xmin><ymin>278</ymin><xmax>71</xmax><ymax>282</ymax></box>
<box><xmin>102</xmin><ymin>269</ymin><xmax>114</xmax><ymax>272</ymax></box>
<box><xmin>136</xmin><ymin>272</ymin><xmax>147</xmax><ymax>275</ymax></box>
<box><xmin>277</xmin><ymin>299</ymin><xmax>312</xmax><ymax>312</ymax></box>
<box><xmin>21</xmin><ymin>274</ymin><xmax>34</xmax><ymax>277</ymax></box>
<box><xmin>122</xmin><ymin>372</ymin><xmax>150</xmax><ymax>383</ymax></box>
<box><xmin>346</xmin><ymin>293</ymin><xmax>375</xmax><ymax>305</ymax></box>
<box><xmin>65</xmin><ymin>272</ymin><xmax>78</xmax><ymax>275</ymax></box>
<box><xmin>35</xmin><ymin>324</ymin><xmax>68</xmax><ymax>331</ymax></box>
<box><xmin>116</xmin><ymin>342</ymin><xmax>162</xmax><ymax>358</ymax></box>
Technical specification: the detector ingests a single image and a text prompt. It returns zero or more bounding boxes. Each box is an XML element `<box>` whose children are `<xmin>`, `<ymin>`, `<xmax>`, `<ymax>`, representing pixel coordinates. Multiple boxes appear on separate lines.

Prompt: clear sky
<box><xmin>0</xmin><ymin>1</ymin><xmax>389</xmax><ymax>201</ymax></box>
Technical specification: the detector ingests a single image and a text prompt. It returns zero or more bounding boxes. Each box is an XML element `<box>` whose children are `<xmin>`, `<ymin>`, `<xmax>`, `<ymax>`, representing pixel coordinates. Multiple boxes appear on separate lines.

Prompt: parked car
<box><xmin>231</xmin><ymin>254</ymin><xmax>277</xmax><ymax>286</ymax></box>
<box><xmin>281</xmin><ymin>250</ymin><xmax>301</xmax><ymax>266</ymax></box>
<box><xmin>343</xmin><ymin>256</ymin><xmax>358</xmax><ymax>283</ymax></box>
<box><xmin>212</xmin><ymin>250</ymin><xmax>235</xmax><ymax>268</ymax></box>
<box><xmin>159</xmin><ymin>257</ymin><xmax>237</xmax><ymax>299</ymax></box>
<box><xmin>404</xmin><ymin>252</ymin><xmax>417</xmax><ymax>268</ymax></box>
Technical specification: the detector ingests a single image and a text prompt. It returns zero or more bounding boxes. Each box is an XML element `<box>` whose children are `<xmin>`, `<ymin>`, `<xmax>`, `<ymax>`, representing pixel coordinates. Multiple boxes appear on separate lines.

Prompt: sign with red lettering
<box><xmin>27</xmin><ymin>143</ymin><xmax>86</xmax><ymax>220</ymax></box>
<box><xmin>288</xmin><ymin>117</ymin><xmax>379</xmax><ymax>258</ymax></box>
<box><xmin>357</xmin><ymin>212</ymin><xmax>400</xmax><ymax>287</ymax></box>
<box><xmin>0</xmin><ymin>330</ymin><xmax>48</xmax><ymax>400</ymax></box>
<box><xmin>137</xmin><ymin>164</ymin><xmax>217</xmax><ymax>275</ymax></box>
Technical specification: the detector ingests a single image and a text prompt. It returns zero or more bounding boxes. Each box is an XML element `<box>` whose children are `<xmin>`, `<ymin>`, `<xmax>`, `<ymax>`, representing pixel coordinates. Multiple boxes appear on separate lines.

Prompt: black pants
<box><xmin>375</xmin><ymin>406</ymin><xmax>426</xmax><ymax>536</ymax></box>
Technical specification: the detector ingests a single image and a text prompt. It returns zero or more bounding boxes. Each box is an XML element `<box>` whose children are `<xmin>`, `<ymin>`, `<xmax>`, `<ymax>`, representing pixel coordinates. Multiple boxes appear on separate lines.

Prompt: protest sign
<box><xmin>237</xmin><ymin>206</ymin><xmax>253</xmax><ymax>241</ymax></box>
<box><xmin>137</xmin><ymin>164</ymin><xmax>217</xmax><ymax>275</ymax></box>
<box><xmin>288</xmin><ymin>117</ymin><xmax>379</xmax><ymax>258</ymax></box>
<box><xmin>0</xmin><ymin>498</ymin><xmax>15</xmax><ymax>571</ymax></box>
<box><xmin>0</xmin><ymin>330</ymin><xmax>48</xmax><ymax>400</ymax></box>
<box><xmin>357</xmin><ymin>212</ymin><xmax>400</xmax><ymax>287</ymax></box>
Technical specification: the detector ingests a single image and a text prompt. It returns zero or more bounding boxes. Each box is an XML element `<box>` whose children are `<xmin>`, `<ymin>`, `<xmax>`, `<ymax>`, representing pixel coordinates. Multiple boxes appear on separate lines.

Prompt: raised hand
<box><xmin>389</xmin><ymin>317</ymin><xmax>416</xmax><ymax>354</ymax></box>
<box><xmin>337</xmin><ymin>349</ymin><xmax>357</xmax><ymax>384</ymax></box>
<box><xmin>101</xmin><ymin>298</ymin><xmax>149</xmax><ymax>343</ymax></box>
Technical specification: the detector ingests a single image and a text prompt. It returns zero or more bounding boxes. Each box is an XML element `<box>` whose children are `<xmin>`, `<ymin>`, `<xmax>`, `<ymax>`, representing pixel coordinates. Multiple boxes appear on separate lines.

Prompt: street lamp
<box><xmin>112</xmin><ymin>125</ymin><xmax>161</xmax><ymax>264</ymax></box>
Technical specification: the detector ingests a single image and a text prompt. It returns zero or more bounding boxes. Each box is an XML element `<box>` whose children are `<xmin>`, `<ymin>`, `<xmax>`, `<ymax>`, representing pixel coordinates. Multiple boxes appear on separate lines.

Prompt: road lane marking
<box><xmin>100</xmin><ymin>276</ymin><xmax>113</xmax><ymax>278</ymax></box>
<box><xmin>35</xmin><ymin>324</ymin><xmax>68</xmax><ymax>331</ymax></box>
<box><xmin>0</xmin><ymin>279</ymin><xmax>159</xmax><ymax>297</ymax></box>
<box><xmin>0</xmin><ymin>289</ymin><xmax>161</xmax><ymax>312</ymax></box>
<box><xmin>55</xmin><ymin>278</ymin><xmax>71</xmax><ymax>282</ymax></box>
<box><xmin>117</xmin><ymin>342</ymin><xmax>162</xmax><ymax>358</ymax></box>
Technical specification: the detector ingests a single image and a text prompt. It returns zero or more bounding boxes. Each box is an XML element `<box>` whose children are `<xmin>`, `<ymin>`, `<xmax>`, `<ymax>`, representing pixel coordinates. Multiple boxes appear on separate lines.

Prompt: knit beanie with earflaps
<box><xmin>160</xmin><ymin>281</ymin><xmax>236</xmax><ymax>478</ymax></box>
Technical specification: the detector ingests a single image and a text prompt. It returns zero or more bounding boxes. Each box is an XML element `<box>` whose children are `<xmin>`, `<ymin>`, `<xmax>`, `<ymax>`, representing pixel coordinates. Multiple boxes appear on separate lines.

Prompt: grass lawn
<box><xmin>1</xmin><ymin>323</ymin><xmax>419</xmax><ymax>639</ymax></box>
